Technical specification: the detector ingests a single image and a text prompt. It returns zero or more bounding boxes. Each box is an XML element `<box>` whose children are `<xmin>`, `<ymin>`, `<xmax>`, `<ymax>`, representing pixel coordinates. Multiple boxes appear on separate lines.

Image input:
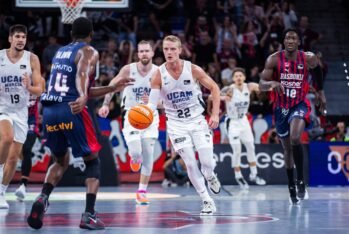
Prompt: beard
<box><xmin>140</xmin><ymin>58</ymin><xmax>150</xmax><ymax>65</ymax></box>
<box><xmin>15</xmin><ymin>46</ymin><xmax>24</xmax><ymax>52</ymax></box>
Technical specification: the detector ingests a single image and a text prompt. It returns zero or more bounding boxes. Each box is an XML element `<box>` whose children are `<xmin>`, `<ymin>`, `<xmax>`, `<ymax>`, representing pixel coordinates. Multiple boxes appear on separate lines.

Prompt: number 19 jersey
<box><xmin>0</xmin><ymin>49</ymin><xmax>32</xmax><ymax>113</ymax></box>
<box><xmin>159</xmin><ymin>60</ymin><xmax>205</xmax><ymax>122</ymax></box>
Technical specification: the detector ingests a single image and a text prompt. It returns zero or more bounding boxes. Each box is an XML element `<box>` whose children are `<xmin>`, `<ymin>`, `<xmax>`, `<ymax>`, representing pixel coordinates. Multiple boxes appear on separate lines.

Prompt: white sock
<box><xmin>0</xmin><ymin>184</ymin><xmax>8</xmax><ymax>195</ymax></box>
<box><xmin>235</xmin><ymin>170</ymin><xmax>242</xmax><ymax>179</ymax></box>
<box><xmin>138</xmin><ymin>183</ymin><xmax>148</xmax><ymax>192</ymax></box>
<box><xmin>198</xmin><ymin>190</ymin><xmax>211</xmax><ymax>201</ymax></box>
<box><xmin>250</xmin><ymin>166</ymin><xmax>257</xmax><ymax>177</ymax></box>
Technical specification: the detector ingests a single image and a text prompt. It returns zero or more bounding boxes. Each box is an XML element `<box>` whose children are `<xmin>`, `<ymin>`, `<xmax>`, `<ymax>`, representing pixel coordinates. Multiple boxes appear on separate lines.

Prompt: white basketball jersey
<box><xmin>159</xmin><ymin>60</ymin><xmax>205</xmax><ymax>122</ymax></box>
<box><xmin>121</xmin><ymin>63</ymin><xmax>158</xmax><ymax>110</ymax></box>
<box><xmin>226</xmin><ymin>83</ymin><xmax>250</xmax><ymax>120</ymax></box>
<box><xmin>0</xmin><ymin>49</ymin><xmax>32</xmax><ymax>113</ymax></box>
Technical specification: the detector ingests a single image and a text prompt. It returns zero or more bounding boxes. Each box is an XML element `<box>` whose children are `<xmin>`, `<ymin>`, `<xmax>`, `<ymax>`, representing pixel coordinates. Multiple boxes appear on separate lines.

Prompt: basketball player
<box><xmin>259</xmin><ymin>28</ymin><xmax>326</xmax><ymax>204</ymax></box>
<box><xmin>219</xmin><ymin>68</ymin><xmax>266</xmax><ymax>189</ymax></box>
<box><xmin>27</xmin><ymin>17</ymin><xmax>133</xmax><ymax>230</ymax></box>
<box><xmin>98</xmin><ymin>40</ymin><xmax>159</xmax><ymax>205</ymax></box>
<box><xmin>15</xmin><ymin>77</ymin><xmax>46</xmax><ymax>201</ymax></box>
<box><xmin>147</xmin><ymin>35</ymin><xmax>221</xmax><ymax>215</ymax></box>
<box><xmin>0</xmin><ymin>24</ymin><xmax>43</xmax><ymax>209</ymax></box>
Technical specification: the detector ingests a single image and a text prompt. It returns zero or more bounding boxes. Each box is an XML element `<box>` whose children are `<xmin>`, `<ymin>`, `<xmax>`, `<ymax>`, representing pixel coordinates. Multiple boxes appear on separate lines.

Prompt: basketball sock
<box><xmin>21</xmin><ymin>178</ymin><xmax>28</xmax><ymax>187</ymax></box>
<box><xmin>0</xmin><ymin>184</ymin><xmax>8</xmax><ymax>195</ymax></box>
<box><xmin>138</xmin><ymin>183</ymin><xmax>148</xmax><ymax>192</ymax></box>
<box><xmin>198</xmin><ymin>190</ymin><xmax>211</xmax><ymax>201</ymax></box>
<box><xmin>85</xmin><ymin>193</ymin><xmax>96</xmax><ymax>214</ymax></box>
<box><xmin>286</xmin><ymin>168</ymin><xmax>295</xmax><ymax>186</ymax></box>
<box><xmin>292</xmin><ymin>144</ymin><xmax>304</xmax><ymax>181</ymax></box>
<box><xmin>41</xmin><ymin>183</ymin><xmax>54</xmax><ymax>197</ymax></box>
<box><xmin>235</xmin><ymin>170</ymin><xmax>243</xmax><ymax>179</ymax></box>
<box><xmin>250</xmin><ymin>165</ymin><xmax>257</xmax><ymax>177</ymax></box>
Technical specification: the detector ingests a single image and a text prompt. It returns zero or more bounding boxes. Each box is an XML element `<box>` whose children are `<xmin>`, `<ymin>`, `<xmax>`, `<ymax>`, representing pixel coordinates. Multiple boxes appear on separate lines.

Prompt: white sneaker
<box><xmin>0</xmin><ymin>193</ymin><xmax>9</xmax><ymax>209</ymax></box>
<box><xmin>200</xmin><ymin>200</ymin><xmax>216</xmax><ymax>215</ymax></box>
<box><xmin>249</xmin><ymin>175</ymin><xmax>266</xmax><ymax>185</ymax></box>
<box><xmin>161</xmin><ymin>179</ymin><xmax>171</xmax><ymax>187</ymax></box>
<box><xmin>207</xmin><ymin>174</ymin><xmax>221</xmax><ymax>194</ymax></box>
<box><xmin>236</xmin><ymin>177</ymin><xmax>249</xmax><ymax>190</ymax></box>
<box><xmin>15</xmin><ymin>184</ymin><xmax>26</xmax><ymax>201</ymax></box>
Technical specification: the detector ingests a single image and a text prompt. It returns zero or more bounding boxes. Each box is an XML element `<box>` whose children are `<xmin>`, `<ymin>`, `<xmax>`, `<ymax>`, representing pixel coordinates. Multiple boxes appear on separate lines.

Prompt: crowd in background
<box><xmin>0</xmin><ymin>0</ymin><xmax>347</xmax><ymax>144</ymax></box>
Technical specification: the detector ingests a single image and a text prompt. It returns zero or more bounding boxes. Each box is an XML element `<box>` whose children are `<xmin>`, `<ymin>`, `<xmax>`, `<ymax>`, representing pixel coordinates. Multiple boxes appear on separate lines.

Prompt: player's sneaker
<box><xmin>0</xmin><ymin>193</ymin><xmax>9</xmax><ymax>209</ymax></box>
<box><xmin>296</xmin><ymin>180</ymin><xmax>309</xmax><ymax>200</ymax></box>
<box><xmin>249</xmin><ymin>175</ymin><xmax>266</xmax><ymax>185</ymax></box>
<box><xmin>79</xmin><ymin>211</ymin><xmax>105</xmax><ymax>230</ymax></box>
<box><xmin>15</xmin><ymin>184</ymin><xmax>26</xmax><ymax>201</ymax></box>
<box><xmin>200</xmin><ymin>200</ymin><xmax>216</xmax><ymax>215</ymax></box>
<box><xmin>130</xmin><ymin>158</ymin><xmax>142</xmax><ymax>172</ymax></box>
<box><xmin>136</xmin><ymin>190</ymin><xmax>149</xmax><ymax>205</ymax></box>
<box><xmin>207</xmin><ymin>174</ymin><xmax>221</xmax><ymax>194</ymax></box>
<box><xmin>288</xmin><ymin>184</ymin><xmax>300</xmax><ymax>205</ymax></box>
<box><xmin>236</xmin><ymin>177</ymin><xmax>249</xmax><ymax>190</ymax></box>
<box><xmin>27</xmin><ymin>194</ymin><xmax>49</xmax><ymax>229</ymax></box>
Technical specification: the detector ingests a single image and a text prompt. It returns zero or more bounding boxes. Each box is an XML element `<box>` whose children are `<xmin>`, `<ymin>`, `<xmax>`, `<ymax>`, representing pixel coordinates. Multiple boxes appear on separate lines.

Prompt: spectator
<box><xmin>148</xmin><ymin>0</ymin><xmax>176</xmax><ymax>38</ymax></box>
<box><xmin>281</xmin><ymin>1</ymin><xmax>298</xmax><ymax>29</ymax></box>
<box><xmin>298</xmin><ymin>16</ymin><xmax>321</xmax><ymax>51</ymax></box>
<box><xmin>192</xmin><ymin>31</ymin><xmax>218</xmax><ymax>68</ymax></box>
<box><xmin>99</xmin><ymin>55</ymin><xmax>118</xmax><ymax>81</ymax></box>
<box><xmin>215</xmin><ymin>15</ymin><xmax>238</xmax><ymax>53</ymax></box>
<box><xmin>118</xmin><ymin>40</ymin><xmax>134</xmax><ymax>67</ymax></box>
<box><xmin>330</xmin><ymin>122</ymin><xmax>349</xmax><ymax>142</ymax></box>
<box><xmin>162</xmin><ymin>146</ymin><xmax>189</xmax><ymax>187</ymax></box>
<box><xmin>117</xmin><ymin>12</ymin><xmax>138</xmax><ymax>47</ymax></box>
<box><xmin>42</xmin><ymin>34</ymin><xmax>61</xmax><ymax>74</ymax></box>
<box><xmin>217</xmin><ymin>39</ymin><xmax>239</xmax><ymax>70</ymax></box>
<box><xmin>221</xmin><ymin>58</ymin><xmax>237</xmax><ymax>86</ymax></box>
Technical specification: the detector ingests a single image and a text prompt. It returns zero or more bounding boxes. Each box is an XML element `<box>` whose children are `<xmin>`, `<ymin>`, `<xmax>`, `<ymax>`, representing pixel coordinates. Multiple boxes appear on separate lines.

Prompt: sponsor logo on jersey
<box><xmin>55</xmin><ymin>51</ymin><xmax>73</xmax><ymax>59</ymax></box>
<box><xmin>297</xmin><ymin>64</ymin><xmax>304</xmax><ymax>70</ymax></box>
<box><xmin>130</xmin><ymin>131</ymin><xmax>139</xmax><ymax>135</ymax></box>
<box><xmin>20</xmin><ymin>64</ymin><xmax>26</xmax><ymax>69</ymax></box>
<box><xmin>184</xmin><ymin>80</ymin><xmax>191</xmax><ymax>85</ymax></box>
<box><xmin>281</xmin><ymin>108</ymin><xmax>289</xmax><ymax>116</ymax></box>
<box><xmin>280</xmin><ymin>73</ymin><xmax>304</xmax><ymax>80</ymax></box>
<box><xmin>167</xmin><ymin>91</ymin><xmax>193</xmax><ymax>104</ymax></box>
<box><xmin>174</xmin><ymin>137</ymin><xmax>186</xmax><ymax>144</ymax></box>
<box><xmin>46</xmin><ymin>121</ymin><xmax>73</xmax><ymax>132</ymax></box>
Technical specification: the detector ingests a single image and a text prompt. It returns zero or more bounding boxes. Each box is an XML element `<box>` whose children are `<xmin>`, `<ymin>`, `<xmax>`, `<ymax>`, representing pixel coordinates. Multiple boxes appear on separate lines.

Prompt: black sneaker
<box><xmin>79</xmin><ymin>211</ymin><xmax>105</xmax><ymax>230</ymax></box>
<box><xmin>27</xmin><ymin>194</ymin><xmax>49</xmax><ymax>229</ymax></box>
<box><xmin>288</xmin><ymin>185</ymin><xmax>300</xmax><ymax>205</ymax></box>
<box><xmin>296</xmin><ymin>180</ymin><xmax>309</xmax><ymax>200</ymax></box>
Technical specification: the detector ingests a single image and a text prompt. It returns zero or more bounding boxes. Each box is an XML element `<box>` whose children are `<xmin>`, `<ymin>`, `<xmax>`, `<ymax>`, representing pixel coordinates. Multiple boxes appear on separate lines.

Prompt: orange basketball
<box><xmin>128</xmin><ymin>104</ymin><xmax>154</xmax><ymax>130</ymax></box>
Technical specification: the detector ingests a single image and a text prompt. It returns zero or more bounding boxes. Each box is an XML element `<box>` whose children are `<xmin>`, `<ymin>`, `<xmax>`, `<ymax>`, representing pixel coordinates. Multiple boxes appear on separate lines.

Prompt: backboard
<box><xmin>15</xmin><ymin>0</ymin><xmax>130</xmax><ymax>9</ymax></box>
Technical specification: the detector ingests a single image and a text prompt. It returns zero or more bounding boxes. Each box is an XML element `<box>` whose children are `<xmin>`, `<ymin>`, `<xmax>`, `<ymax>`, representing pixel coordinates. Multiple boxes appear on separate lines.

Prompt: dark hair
<box><xmin>71</xmin><ymin>17</ymin><xmax>93</xmax><ymax>39</ymax></box>
<box><xmin>232</xmin><ymin>67</ymin><xmax>246</xmax><ymax>77</ymax></box>
<box><xmin>138</xmin><ymin>40</ymin><xmax>154</xmax><ymax>49</ymax></box>
<box><xmin>283</xmin><ymin>28</ymin><xmax>301</xmax><ymax>40</ymax></box>
<box><xmin>9</xmin><ymin>24</ymin><xmax>27</xmax><ymax>36</ymax></box>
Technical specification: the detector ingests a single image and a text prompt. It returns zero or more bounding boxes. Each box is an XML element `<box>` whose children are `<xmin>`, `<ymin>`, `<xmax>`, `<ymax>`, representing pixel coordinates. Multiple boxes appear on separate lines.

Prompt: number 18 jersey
<box><xmin>0</xmin><ymin>49</ymin><xmax>32</xmax><ymax>113</ymax></box>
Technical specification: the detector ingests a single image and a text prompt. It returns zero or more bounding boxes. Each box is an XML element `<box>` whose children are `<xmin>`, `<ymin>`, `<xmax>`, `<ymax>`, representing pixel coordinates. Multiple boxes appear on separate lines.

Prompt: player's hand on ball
<box><xmin>69</xmin><ymin>96</ymin><xmax>88</xmax><ymax>114</ymax></box>
<box><xmin>98</xmin><ymin>105</ymin><xmax>110</xmax><ymax>118</ymax></box>
<box><xmin>208</xmin><ymin>114</ymin><xmax>219</xmax><ymax>129</ymax></box>
<box><xmin>111</xmin><ymin>76</ymin><xmax>135</xmax><ymax>92</ymax></box>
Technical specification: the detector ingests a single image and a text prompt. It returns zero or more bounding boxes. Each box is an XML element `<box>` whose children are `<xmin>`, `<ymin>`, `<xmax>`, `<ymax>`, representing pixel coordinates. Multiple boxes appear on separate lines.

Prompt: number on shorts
<box><xmin>177</xmin><ymin>108</ymin><xmax>191</xmax><ymax>118</ymax></box>
<box><xmin>10</xmin><ymin>94</ymin><xmax>20</xmax><ymax>104</ymax></box>
<box><xmin>48</xmin><ymin>72</ymin><xmax>69</xmax><ymax>96</ymax></box>
<box><xmin>286</xmin><ymin>88</ymin><xmax>296</xmax><ymax>98</ymax></box>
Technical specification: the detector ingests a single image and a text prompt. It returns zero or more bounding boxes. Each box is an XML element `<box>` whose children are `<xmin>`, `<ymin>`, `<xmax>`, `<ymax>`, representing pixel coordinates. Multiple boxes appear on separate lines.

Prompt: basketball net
<box><xmin>55</xmin><ymin>0</ymin><xmax>87</xmax><ymax>24</ymax></box>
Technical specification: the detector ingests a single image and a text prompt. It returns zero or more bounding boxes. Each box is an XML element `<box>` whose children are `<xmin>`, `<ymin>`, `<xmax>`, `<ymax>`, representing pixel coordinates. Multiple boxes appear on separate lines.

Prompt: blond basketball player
<box><xmin>0</xmin><ymin>25</ymin><xmax>43</xmax><ymax>209</ymax></box>
<box><xmin>99</xmin><ymin>40</ymin><xmax>159</xmax><ymax>205</ymax></box>
<box><xmin>147</xmin><ymin>35</ymin><xmax>221</xmax><ymax>215</ymax></box>
<box><xmin>219</xmin><ymin>68</ymin><xmax>266</xmax><ymax>189</ymax></box>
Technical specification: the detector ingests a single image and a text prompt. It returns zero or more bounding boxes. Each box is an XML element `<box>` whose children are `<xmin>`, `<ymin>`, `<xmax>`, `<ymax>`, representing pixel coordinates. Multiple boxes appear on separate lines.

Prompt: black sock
<box><xmin>292</xmin><ymin>144</ymin><xmax>304</xmax><ymax>181</ymax></box>
<box><xmin>86</xmin><ymin>193</ymin><xmax>96</xmax><ymax>214</ymax></box>
<box><xmin>286</xmin><ymin>168</ymin><xmax>295</xmax><ymax>186</ymax></box>
<box><xmin>21</xmin><ymin>178</ymin><xmax>28</xmax><ymax>187</ymax></box>
<box><xmin>41</xmin><ymin>183</ymin><xmax>54</xmax><ymax>197</ymax></box>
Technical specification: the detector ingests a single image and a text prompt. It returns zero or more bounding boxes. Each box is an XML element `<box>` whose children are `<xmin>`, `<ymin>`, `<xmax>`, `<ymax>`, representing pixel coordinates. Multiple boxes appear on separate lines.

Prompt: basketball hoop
<box><xmin>55</xmin><ymin>0</ymin><xmax>87</xmax><ymax>24</ymax></box>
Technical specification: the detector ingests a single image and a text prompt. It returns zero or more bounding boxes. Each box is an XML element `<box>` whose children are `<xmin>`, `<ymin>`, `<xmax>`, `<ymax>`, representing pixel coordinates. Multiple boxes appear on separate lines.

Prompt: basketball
<box><xmin>128</xmin><ymin>104</ymin><xmax>153</xmax><ymax>130</ymax></box>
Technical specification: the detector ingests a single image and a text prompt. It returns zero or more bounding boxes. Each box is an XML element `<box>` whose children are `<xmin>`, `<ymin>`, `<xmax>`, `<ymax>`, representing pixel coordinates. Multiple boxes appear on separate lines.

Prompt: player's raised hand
<box><xmin>98</xmin><ymin>105</ymin><xmax>110</xmax><ymax>118</ymax></box>
<box><xmin>271</xmin><ymin>81</ymin><xmax>285</xmax><ymax>95</ymax></box>
<box><xmin>22</xmin><ymin>73</ymin><xmax>31</xmax><ymax>89</ymax></box>
<box><xmin>111</xmin><ymin>76</ymin><xmax>135</xmax><ymax>92</ymax></box>
<box><xmin>69</xmin><ymin>96</ymin><xmax>88</xmax><ymax>114</ymax></box>
<box><xmin>208</xmin><ymin>113</ymin><xmax>219</xmax><ymax>129</ymax></box>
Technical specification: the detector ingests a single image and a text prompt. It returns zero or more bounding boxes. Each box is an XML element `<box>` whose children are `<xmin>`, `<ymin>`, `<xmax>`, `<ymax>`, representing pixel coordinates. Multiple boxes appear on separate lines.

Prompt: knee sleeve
<box><xmin>231</xmin><ymin>143</ymin><xmax>242</xmax><ymax>168</ymax></box>
<box><xmin>197</xmin><ymin>147</ymin><xmax>216</xmax><ymax>179</ymax></box>
<box><xmin>85</xmin><ymin>158</ymin><xmax>101</xmax><ymax>180</ymax></box>
<box><xmin>127</xmin><ymin>140</ymin><xmax>142</xmax><ymax>160</ymax></box>
<box><xmin>140</xmin><ymin>138</ymin><xmax>155</xmax><ymax>176</ymax></box>
<box><xmin>244</xmin><ymin>141</ymin><xmax>256</xmax><ymax>163</ymax></box>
